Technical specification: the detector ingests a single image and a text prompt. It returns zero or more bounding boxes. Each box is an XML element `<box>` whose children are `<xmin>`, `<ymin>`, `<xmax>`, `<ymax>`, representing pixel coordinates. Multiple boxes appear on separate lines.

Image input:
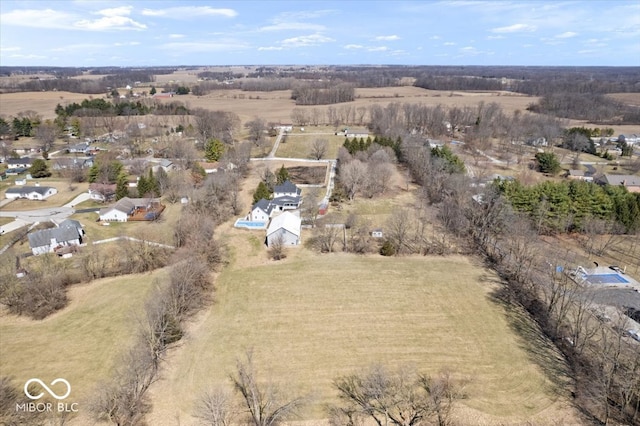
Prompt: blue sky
<box><xmin>1</xmin><ymin>1</ymin><xmax>639</xmax><ymax>67</ymax></box>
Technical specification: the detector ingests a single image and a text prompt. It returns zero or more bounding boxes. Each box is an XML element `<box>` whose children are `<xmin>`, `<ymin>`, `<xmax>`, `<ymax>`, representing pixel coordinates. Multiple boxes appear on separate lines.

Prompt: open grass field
<box><xmin>145</xmin><ymin>251</ymin><xmax>575</xmax><ymax>425</ymax></box>
<box><xmin>275</xmin><ymin>127</ymin><xmax>347</xmax><ymax>159</ymax></box>
<box><xmin>0</xmin><ymin>269</ymin><xmax>164</xmax><ymax>409</ymax></box>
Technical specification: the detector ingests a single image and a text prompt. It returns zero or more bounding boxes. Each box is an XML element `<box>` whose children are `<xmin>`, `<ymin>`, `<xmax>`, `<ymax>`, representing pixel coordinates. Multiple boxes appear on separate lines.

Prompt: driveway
<box><xmin>0</xmin><ymin>206</ymin><xmax>75</xmax><ymax>223</ymax></box>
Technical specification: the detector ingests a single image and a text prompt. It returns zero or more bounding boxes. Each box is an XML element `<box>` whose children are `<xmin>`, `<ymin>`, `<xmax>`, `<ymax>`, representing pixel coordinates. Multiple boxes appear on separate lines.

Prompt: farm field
<box><xmin>145</xmin><ymin>252</ymin><xmax>576</xmax><ymax>425</ymax></box>
<box><xmin>0</xmin><ymin>269</ymin><xmax>164</xmax><ymax>410</ymax></box>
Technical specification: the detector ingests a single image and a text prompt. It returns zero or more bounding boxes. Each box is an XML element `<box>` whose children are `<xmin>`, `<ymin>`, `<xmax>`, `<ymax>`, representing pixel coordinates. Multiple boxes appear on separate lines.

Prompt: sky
<box><xmin>0</xmin><ymin>0</ymin><xmax>639</xmax><ymax>67</ymax></box>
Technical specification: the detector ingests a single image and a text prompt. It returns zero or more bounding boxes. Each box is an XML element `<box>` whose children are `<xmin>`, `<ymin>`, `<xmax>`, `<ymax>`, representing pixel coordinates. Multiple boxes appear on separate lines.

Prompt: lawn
<box><xmin>0</xmin><ymin>269</ymin><xmax>164</xmax><ymax>406</ymax></box>
<box><xmin>146</xmin><ymin>253</ymin><xmax>573</xmax><ymax>425</ymax></box>
<box><xmin>1</xmin><ymin>179</ymin><xmax>89</xmax><ymax>211</ymax></box>
<box><xmin>276</xmin><ymin>131</ymin><xmax>346</xmax><ymax>159</ymax></box>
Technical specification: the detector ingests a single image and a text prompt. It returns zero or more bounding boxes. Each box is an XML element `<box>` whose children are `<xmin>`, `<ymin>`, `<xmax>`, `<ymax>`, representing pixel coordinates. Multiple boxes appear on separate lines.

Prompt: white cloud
<box><xmin>0</xmin><ymin>46</ymin><xmax>21</xmax><ymax>52</ymax></box>
<box><xmin>75</xmin><ymin>15</ymin><xmax>146</xmax><ymax>31</ymax></box>
<box><xmin>275</xmin><ymin>10</ymin><xmax>336</xmax><ymax>21</ymax></box>
<box><xmin>555</xmin><ymin>31</ymin><xmax>578</xmax><ymax>39</ymax></box>
<box><xmin>443</xmin><ymin>42</ymin><xmax>456</xmax><ymax>46</ymax></box>
<box><xmin>160</xmin><ymin>41</ymin><xmax>248</xmax><ymax>53</ymax></box>
<box><xmin>368</xmin><ymin>46</ymin><xmax>389</xmax><ymax>52</ymax></box>
<box><xmin>258</xmin><ymin>46</ymin><xmax>284</xmax><ymax>51</ymax></box>
<box><xmin>429</xmin><ymin>35</ymin><xmax>441</xmax><ymax>40</ymax></box>
<box><xmin>169</xmin><ymin>34</ymin><xmax>185</xmax><ymax>39</ymax></box>
<box><xmin>259</xmin><ymin>22</ymin><xmax>325</xmax><ymax>31</ymax></box>
<box><xmin>114</xmin><ymin>41</ymin><xmax>141</xmax><ymax>46</ymax></box>
<box><xmin>141</xmin><ymin>7</ymin><xmax>237</xmax><ymax>18</ymax></box>
<box><xmin>487</xmin><ymin>35</ymin><xmax>504</xmax><ymax>40</ymax></box>
<box><xmin>281</xmin><ymin>34</ymin><xmax>334</xmax><ymax>48</ymax></box>
<box><xmin>95</xmin><ymin>6</ymin><xmax>133</xmax><ymax>17</ymax></box>
<box><xmin>490</xmin><ymin>23</ymin><xmax>537</xmax><ymax>33</ymax></box>
<box><xmin>343</xmin><ymin>44</ymin><xmax>364</xmax><ymax>49</ymax></box>
<box><xmin>0</xmin><ymin>9</ymin><xmax>74</xmax><ymax>29</ymax></box>
<box><xmin>375</xmin><ymin>35</ymin><xmax>400</xmax><ymax>41</ymax></box>
<box><xmin>0</xmin><ymin>7</ymin><xmax>145</xmax><ymax>31</ymax></box>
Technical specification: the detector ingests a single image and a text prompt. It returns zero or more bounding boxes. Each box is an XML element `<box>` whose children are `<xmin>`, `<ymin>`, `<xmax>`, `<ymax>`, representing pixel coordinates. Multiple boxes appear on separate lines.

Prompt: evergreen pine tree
<box><xmin>276</xmin><ymin>165</ymin><xmax>290</xmax><ymax>185</ymax></box>
<box><xmin>253</xmin><ymin>181</ymin><xmax>272</xmax><ymax>204</ymax></box>
<box><xmin>116</xmin><ymin>173</ymin><xmax>129</xmax><ymax>200</ymax></box>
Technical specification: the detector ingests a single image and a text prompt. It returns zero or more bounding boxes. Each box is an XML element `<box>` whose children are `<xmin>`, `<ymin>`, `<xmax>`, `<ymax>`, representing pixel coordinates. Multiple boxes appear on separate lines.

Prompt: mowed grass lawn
<box><xmin>148</xmin><ymin>254</ymin><xmax>567</xmax><ymax>424</ymax></box>
<box><xmin>276</xmin><ymin>131</ymin><xmax>346</xmax><ymax>159</ymax></box>
<box><xmin>0</xmin><ymin>270</ymin><xmax>163</xmax><ymax>404</ymax></box>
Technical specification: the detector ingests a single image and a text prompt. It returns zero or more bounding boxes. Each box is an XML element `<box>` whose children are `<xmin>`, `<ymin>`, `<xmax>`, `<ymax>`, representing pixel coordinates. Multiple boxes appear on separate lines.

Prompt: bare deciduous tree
<box><xmin>332</xmin><ymin>365</ymin><xmax>466</xmax><ymax>426</ymax></box>
<box><xmin>268</xmin><ymin>234</ymin><xmax>286</xmax><ymax>261</ymax></box>
<box><xmin>310</xmin><ymin>138</ymin><xmax>328</xmax><ymax>160</ymax></box>
<box><xmin>231</xmin><ymin>350</ymin><xmax>306</xmax><ymax>426</ymax></box>
<box><xmin>194</xmin><ymin>387</ymin><xmax>237</xmax><ymax>426</ymax></box>
<box><xmin>35</xmin><ymin>121</ymin><xmax>57</xmax><ymax>153</ymax></box>
<box><xmin>339</xmin><ymin>159</ymin><xmax>367</xmax><ymax>201</ymax></box>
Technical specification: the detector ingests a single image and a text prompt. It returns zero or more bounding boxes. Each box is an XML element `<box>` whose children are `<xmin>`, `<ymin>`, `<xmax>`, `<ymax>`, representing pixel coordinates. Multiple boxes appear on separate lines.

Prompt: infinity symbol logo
<box><xmin>24</xmin><ymin>378</ymin><xmax>71</xmax><ymax>400</ymax></box>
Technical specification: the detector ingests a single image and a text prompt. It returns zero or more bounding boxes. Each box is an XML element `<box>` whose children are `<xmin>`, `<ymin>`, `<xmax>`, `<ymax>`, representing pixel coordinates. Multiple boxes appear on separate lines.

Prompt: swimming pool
<box><xmin>234</xmin><ymin>220</ymin><xmax>267</xmax><ymax>230</ymax></box>
<box><xmin>586</xmin><ymin>273</ymin><xmax>630</xmax><ymax>285</ymax></box>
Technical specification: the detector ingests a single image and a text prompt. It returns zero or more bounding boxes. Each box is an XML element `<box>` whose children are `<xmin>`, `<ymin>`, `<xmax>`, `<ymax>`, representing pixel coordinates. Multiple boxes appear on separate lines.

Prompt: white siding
<box><xmin>266</xmin><ymin>228</ymin><xmax>299</xmax><ymax>247</ymax></box>
<box><xmin>100</xmin><ymin>209</ymin><xmax>129</xmax><ymax>222</ymax></box>
<box><xmin>251</xmin><ymin>208</ymin><xmax>269</xmax><ymax>222</ymax></box>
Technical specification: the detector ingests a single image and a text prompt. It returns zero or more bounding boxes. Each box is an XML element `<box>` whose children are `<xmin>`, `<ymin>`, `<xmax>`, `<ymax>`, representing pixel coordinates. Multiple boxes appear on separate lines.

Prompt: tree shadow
<box><xmin>487</xmin><ymin>284</ymin><xmax>572</xmax><ymax>395</ymax></box>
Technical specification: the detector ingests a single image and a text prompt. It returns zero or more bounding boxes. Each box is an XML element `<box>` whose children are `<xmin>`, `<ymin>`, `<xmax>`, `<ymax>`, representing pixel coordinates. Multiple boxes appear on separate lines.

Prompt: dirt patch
<box><xmin>286</xmin><ymin>166</ymin><xmax>327</xmax><ymax>185</ymax></box>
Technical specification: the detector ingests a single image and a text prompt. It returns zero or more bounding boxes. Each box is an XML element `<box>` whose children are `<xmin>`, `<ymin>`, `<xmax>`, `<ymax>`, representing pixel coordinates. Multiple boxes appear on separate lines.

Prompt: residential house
<box><xmin>344</xmin><ymin>128</ymin><xmax>369</xmax><ymax>138</ymax></box>
<box><xmin>274</xmin><ymin>180</ymin><xmax>301</xmax><ymax>198</ymax></box>
<box><xmin>88</xmin><ymin>183</ymin><xmax>116</xmax><ymax>202</ymax></box>
<box><xmin>250</xmin><ymin>199</ymin><xmax>274</xmax><ymax>222</ymax></box>
<box><xmin>597</xmin><ymin>174</ymin><xmax>640</xmax><ymax>193</ymax></box>
<box><xmin>5</xmin><ymin>186</ymin><xmax>57</xmax><ymax>200</ymax></box>
<box><xmin>7</xmin><ymin>157</ymin><xmax>34</xmax><ymax>169</ymax></box>
<box><xmin>567</xmin><ymin>170</ymin><xmax>594</xmax><ymax>183</ymax></box>
<box><xmin>99</xmin><ymin>197</ymin><xmax>163</xmax><ymax>222</ymax></box>
<box><xmin>272</xmin><ymin>180</ymin><xmax>302</xmax><ymax>210</ymax></box>
<box><xmin>526</xmin><ymin>137</ymin><xmax>548</xmax><ymax>147</ymax></box>
<box><xmin>52</xmin><ymin>157</ymin><xmax>93</xmax><ymax>171</ymax></box>
<box><xmin>67</xmin><ymin>142</ymin><xmax>91</xmax><ymax>154</ymax></box>
<box><xmin>28</xmin><ymin>219</ymin><xmax>85</xmax><ymax>255</ymax></box>
<box><xmin>266</xmin><ymin>211</ymin><xmax>301</xmax><ymax>247</ymax></box>
<box><xmin>618</xmin><ymin>134</ymin><xmax>639</xmax><ymax>146</ymax></box>
<box><xmin>198</xmin><ymin>161</ymin><xmax>237</xmax><ymax>174</ymax></box>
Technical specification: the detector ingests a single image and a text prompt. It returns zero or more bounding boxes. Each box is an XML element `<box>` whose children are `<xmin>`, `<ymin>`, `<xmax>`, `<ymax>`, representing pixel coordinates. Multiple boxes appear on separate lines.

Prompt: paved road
<box><xmin>0</xmin><ymin>206</ymin><xmax>75</xmax><ymax>223</ymax></box>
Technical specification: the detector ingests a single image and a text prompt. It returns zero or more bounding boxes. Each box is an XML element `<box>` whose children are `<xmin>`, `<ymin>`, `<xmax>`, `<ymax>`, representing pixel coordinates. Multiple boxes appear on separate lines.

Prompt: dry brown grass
<box><xmin>0</xmin><ymin>269</ymin><xmax>165</xmax><ymax>408</ymax></box>
<box><xmin>144</xmin><ymin>252</ymin><xmax>576</xmax><ymax>425</ymax></box>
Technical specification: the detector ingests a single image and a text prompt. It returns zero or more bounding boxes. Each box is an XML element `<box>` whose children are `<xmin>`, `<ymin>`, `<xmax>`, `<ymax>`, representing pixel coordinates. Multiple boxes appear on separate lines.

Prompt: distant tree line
<box><xmin>0</xmin><ymin>69</ymin><xmax>161</xmax><ymax>94</ymax></box>
<box><xmin>291</xmin><ymin>82</ymin><xmax>355</xmax><ymax>105</ymax></box>
<box><xmin>528</xmin><ymin>93</ymin><xmax>640</xmax><ymax>124</ymax></box>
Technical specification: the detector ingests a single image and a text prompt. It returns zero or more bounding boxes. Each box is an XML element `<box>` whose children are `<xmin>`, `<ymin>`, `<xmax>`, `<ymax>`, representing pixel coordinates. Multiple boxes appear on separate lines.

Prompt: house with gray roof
<box><xmin>52</xmin><ymin>157</ymin><xmax>94</xmax><ymax>170</ymax></box>
<box><xmin>67</xmin><ymin>142</ymin><xmax>91</xmax><ymax>154</ymax></box>
<box><xmin>273</xmin><ymin>180</ymin><xmax>301</xmax><ymax>198</ymax></box>
<box><xmin>28</xmin><ymin>219</ymin><xmax>85</xmax><ymax>255</ymax></box>
<box><xmin>98</xmin><ymin>197</ymin><xmax>162</xmax><ymax>221</ymax></box>
<box><xmin>597</xmin><ymin>174</ymin><xmax>640</xmax><ymax>193</ymax></box>
<box><xmin>5</xmin><ymin>186</ymin><xmax>57</xmax><ymax>200</ymax></box>
<box><xmin>6</xmin><ymin>157</ymin><xmax>34</xmax><ymax>169</ymax></box>
<box><xmin>250</xmin><ymin>198</ymin><xmax>275</xmax><ymax>222</ymax></box>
